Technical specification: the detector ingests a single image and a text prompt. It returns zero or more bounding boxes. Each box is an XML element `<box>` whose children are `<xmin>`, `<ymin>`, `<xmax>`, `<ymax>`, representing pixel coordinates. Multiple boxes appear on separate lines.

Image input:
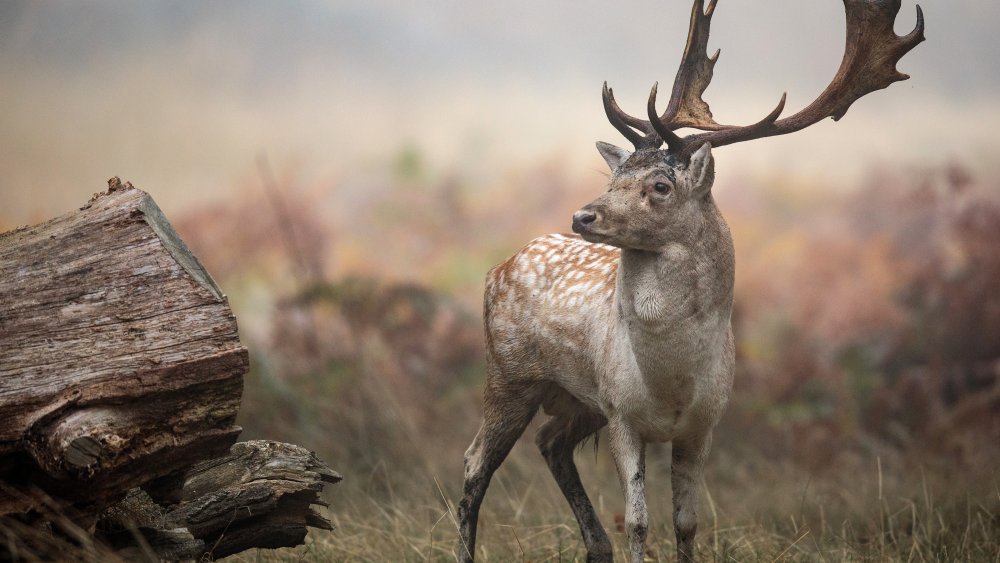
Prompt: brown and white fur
<box><xmin>458</xmin><ymin>141</ymin><xmax>734</xmax><ymax>562</ymax></box>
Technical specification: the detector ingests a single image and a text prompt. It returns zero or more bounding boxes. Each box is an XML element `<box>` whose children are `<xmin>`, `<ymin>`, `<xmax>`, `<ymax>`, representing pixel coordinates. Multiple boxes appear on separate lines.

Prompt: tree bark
<box><xmin>0</xmin><ymin>177</ymin><xmax>247</xmax><ymax>514</ymax></box>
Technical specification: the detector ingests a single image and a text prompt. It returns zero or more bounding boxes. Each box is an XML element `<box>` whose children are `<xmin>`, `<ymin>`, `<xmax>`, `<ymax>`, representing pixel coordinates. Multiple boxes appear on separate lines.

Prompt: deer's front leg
<box><xmin>608</xmin><ymin>419</ymin><xmax>647</xmax><ymax>563</ymax></box>
<box><xmin>671</xmin><ymin>433</ymin><xmax>711</xmax><ymax>563</ymax></box>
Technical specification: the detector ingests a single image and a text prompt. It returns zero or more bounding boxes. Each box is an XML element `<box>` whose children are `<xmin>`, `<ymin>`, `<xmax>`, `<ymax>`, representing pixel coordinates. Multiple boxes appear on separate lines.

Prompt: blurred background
<box><xmin>2</xmin><ymin>1</ymin><xmax>999</xmax><ymax>560</ymax></box>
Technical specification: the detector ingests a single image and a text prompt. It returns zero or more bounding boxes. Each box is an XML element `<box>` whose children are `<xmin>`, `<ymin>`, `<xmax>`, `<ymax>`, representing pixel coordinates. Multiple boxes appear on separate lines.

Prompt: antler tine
<box><xmin>601</xmin><ymin>0</ymin><xmax>726</xmax><ymax>153</ymax></box>
<box><xmin>659</xmin><ymin>0</ymin><xmax>728</xmax><ymax>132</ymax></box>
<box><xmin>602</xmin><ymin>81</ymin><xmax>663</xmax><ymax>150</ymax></box>
<box><xmin>900</xmin><ymin>5</ymin><xmax>925</xmax><ymax>55</ymax></box>
<box><xmin>676</xmin><ymin>0</ymin><xmax>925</xmax><ymax>159</ymax></box>
<box><xmin>646</xmin><ymin>83</ymin><xmax>684</xmax><ymax>150</ymax></box>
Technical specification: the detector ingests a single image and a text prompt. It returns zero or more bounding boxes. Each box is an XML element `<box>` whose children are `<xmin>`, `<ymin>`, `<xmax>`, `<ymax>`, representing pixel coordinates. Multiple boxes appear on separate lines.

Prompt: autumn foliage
<box><xmin>171</xmin><ymin>157</ymin><xmax>1000</xmax><ymax>559</ymax></box>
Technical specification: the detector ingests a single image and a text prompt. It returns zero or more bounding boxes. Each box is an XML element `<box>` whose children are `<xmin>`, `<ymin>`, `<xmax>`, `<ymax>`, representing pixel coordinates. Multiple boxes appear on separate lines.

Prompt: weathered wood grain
<box><xmin>99</xmin><ymin>440</ymin><xmax>340</xmax><ymax>560</ymax></box>
<box><xmin>0</xmin><ymin>178</ymin><xmax>248</xmax><ymax>514</ymax></box>
<box><xmin>170</xmin><ymin>440</ymin><xmax>340</xmax><ymax>559</ymax></box>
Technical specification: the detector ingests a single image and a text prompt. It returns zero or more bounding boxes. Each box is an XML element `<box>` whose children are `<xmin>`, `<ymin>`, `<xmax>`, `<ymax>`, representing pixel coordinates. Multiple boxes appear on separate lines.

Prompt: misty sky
<box><xmin>2</xmin><ymin>0</ymin><xmax>999</xmax><ymax>223</ymax></box>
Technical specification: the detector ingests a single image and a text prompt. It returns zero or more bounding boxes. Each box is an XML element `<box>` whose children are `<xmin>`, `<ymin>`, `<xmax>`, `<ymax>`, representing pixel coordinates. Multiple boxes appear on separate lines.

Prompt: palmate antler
<box><xmin>604</xmin><ymin>0</ymin><xmax>925</xmax><ymax>159</ymax></box>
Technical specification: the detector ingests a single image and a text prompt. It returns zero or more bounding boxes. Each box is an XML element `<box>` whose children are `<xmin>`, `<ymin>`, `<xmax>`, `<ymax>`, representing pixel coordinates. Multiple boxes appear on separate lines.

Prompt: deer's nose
<box><xmin>572</xmin><ymin>208</ymin><xmax>599</xmax><ymax>234</ymax></box>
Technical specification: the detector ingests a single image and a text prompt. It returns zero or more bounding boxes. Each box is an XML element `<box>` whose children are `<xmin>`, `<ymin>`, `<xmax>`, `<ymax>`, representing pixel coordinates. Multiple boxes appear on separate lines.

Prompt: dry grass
<box><xmin>0</xmin><ymin>488</ymin><xmax>127</xmax><ymax>563</ymax></box>
<box><xmin>223</xmin><ymin>429</ymin><xmax>1000</xmax><ymax>562</ymax></box>
<box><xmin>7</xmin><ymin>425</ymin><xmax>997</xmax><ymax>562</ymax></box>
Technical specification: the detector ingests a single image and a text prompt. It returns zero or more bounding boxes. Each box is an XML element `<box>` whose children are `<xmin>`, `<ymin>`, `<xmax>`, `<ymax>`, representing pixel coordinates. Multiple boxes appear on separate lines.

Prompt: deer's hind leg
<box><xmin>457</xmin><ymin>378</ymin><xmax>541</xmax><ymax>562</ymax></box>
<box><xmin>535</xmin><ymin>390</ymin><xmax>611</xmax><ymax>562</ymax></box>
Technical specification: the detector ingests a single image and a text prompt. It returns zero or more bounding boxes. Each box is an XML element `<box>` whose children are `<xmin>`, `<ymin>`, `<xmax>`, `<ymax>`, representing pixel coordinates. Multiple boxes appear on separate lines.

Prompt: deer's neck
<box><xmin>613</xmin><ymin>205</ymin><xmax>734</xmax><ymax>376</ymax></box>
<box><xmin>617</xmin><ymin>245</ymin><xmax>692</xmax><ymax>324</ymax></box>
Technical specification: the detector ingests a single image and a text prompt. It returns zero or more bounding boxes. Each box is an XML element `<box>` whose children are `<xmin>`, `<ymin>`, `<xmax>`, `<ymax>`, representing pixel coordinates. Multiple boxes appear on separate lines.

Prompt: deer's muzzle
<box><xmin>572</xmin><ymin>208</ymin><xmax>599</xmax><ymax>235</ymax></box>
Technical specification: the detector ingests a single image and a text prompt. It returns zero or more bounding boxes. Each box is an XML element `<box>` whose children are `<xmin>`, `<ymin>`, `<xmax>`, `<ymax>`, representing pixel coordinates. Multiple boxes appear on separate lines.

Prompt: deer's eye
<box><xmin>653</xmin><ymin>182</ymin><xmax>671</xmax><ymax>194</ymax></box>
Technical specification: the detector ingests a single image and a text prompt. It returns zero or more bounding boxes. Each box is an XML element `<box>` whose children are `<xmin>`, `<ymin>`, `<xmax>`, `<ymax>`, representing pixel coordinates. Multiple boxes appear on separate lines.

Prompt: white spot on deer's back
<box><xmin>517</xmin><ymin>252</ymin><xmax>532</xmax><ymax>272</ymax></box>
<box><xmin>534</xmin><ymin>261</ymin><xmax>546</xmax><ymax>278</ymax></box>
<box><xmin>489</xmin><ymin>234</ymin><xmax>619</xmax><ymax>321</ymax></box>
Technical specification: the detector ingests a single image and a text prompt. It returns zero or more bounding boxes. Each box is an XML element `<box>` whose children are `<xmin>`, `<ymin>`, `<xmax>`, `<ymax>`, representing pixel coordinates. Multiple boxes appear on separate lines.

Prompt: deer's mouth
<box><xmin>573</xmin><ymin>225</ymin><xmax>611</xmax><ymax>245</ymax></box>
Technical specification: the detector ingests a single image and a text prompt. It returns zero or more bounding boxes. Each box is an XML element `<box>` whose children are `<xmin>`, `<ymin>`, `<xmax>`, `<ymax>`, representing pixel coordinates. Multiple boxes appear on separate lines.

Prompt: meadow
<box><xmin>167</xmin><ymin>154</ymin><xmax>1000</xmax><ymax>562</ymax></box>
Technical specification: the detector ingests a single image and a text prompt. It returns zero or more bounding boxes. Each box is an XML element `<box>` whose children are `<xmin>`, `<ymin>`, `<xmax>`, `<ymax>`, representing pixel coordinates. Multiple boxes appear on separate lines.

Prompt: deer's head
<box><xmin>573</xmin><ymin>0</ymin><xmax>924</xmax><ymax>251</ymax></box>
<box><xmin>572</xmin><ymin>142</ymin><xmax>715</xmax><ymax>251</ymax></box>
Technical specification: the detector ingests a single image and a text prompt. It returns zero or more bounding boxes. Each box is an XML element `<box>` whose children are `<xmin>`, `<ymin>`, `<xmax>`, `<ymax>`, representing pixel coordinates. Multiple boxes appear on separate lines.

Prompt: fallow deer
<box><xmin>458</xmin><ymin>1</ymin><xmax>924</xmax><ymax>561</ymax></box>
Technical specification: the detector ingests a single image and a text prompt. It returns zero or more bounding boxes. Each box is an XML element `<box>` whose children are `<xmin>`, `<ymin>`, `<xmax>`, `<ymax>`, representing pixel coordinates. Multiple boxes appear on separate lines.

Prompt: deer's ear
<box><xmin>596</xmin><ymin>141</ymin><xmax>631</xmax><ymax>172</ymax></box>
<box><xmin>688</xmin><ymin>142</ymin><xmax>715</xmax><ymax>199</ymax></box>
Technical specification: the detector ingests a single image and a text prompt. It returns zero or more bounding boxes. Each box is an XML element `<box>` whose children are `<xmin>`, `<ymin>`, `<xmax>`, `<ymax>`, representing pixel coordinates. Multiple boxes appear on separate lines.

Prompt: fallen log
<box><xmin>0</xmin><ymin>179</ymin><xmax>338</xmax><ymax>559</ymax></box>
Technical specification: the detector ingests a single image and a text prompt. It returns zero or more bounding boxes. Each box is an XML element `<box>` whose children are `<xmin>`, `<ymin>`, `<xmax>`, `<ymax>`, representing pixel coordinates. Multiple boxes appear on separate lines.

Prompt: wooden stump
<box><xmin>0</xmin><ymin>178</ymin><xmax>247</xmax><ymax>515</ymax></box>
<box><xmin>0</xmin><ymin>179</ymin><xmax>340</xmax><ymax>559</ymax></box>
